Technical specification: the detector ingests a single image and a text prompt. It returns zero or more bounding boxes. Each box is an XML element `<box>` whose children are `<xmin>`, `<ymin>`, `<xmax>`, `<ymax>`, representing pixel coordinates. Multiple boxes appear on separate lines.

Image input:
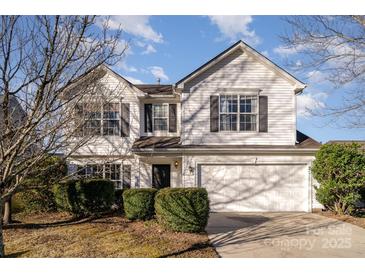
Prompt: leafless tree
<box><xmin>0</xmin><ymin>15</ymin><xmax>127</xmax><ymax>257</ymax></box>
<box><xmin>280</xmin><ymin>16</ymin><xmax>365</xmax><ymax>128</ymax></box>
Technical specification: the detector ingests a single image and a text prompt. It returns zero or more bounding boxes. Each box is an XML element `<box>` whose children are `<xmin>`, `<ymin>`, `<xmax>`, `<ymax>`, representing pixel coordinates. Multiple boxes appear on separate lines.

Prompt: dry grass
<box><xmin>315</xmin><ymin>210</ymin><xmax>365</xmax><ymax>230</ymax></box>
<box><xmin>3</xmin><ymin>212</ymin><xmax>218</xmax><ymax>258</ymax></box>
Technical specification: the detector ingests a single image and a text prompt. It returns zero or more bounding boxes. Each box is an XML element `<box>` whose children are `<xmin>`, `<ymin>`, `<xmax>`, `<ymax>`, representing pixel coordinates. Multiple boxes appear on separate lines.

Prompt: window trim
<box><xmin>79</xmin><ymin>100</ymin><xmax>121</xmax><ymax>136</ymax></box>
<box><xmin>151</xmin><ymin>103</ymin><xmax>169</xmax><ymax>133</ymax></box>
<box><xmin>218</xmin><ymin>94</ymin><xmax>259</xmax><ymax>132</ymax></box>
<box><xmin>77</xmin><ymin>163</ymin><xmax>130</xmax><ymax>189</ymax></box>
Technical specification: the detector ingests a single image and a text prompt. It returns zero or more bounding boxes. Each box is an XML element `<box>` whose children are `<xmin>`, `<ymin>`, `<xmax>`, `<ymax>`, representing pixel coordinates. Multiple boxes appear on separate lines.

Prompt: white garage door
<box><xmin>198</xmin><ymin>164</ymin><xmax>309</xmax><ymax>212</ymax></box>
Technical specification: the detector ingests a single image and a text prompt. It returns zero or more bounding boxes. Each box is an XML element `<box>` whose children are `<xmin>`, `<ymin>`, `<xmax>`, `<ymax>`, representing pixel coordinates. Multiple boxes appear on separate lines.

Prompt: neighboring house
<box><xmin>66</xmin><ymin>40</ymin><xmax>322</xmax><ymax>212</ymax></box>
<box><xmin>0</xmin><ymin>94</ymin><xmax>27</xmax><ymax>129</ymax></box>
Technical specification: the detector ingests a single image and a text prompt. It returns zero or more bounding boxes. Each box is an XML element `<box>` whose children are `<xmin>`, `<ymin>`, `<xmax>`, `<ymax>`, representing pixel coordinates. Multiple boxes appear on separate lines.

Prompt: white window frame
<box><xmin>218</xmin><ymin>94</ymin><xmax>259</xmax><ymax>132</ymax></box>
<box><xmin>102</xmin><ymin>102</ymin><xmax>121</xmax><ymax>136</ymax></box>
<box><xmin>77</xmin><ymin>163</ymin><xmax>131</xmax><ymax>190</ymax></box>
<box><xmin>80</xmin><ymin>101</ymin><xmax>121</xmax><ymax>136</ymax></box>
<box><xmin>152</xmin><ymin>103</ymin><xmax>169</xmax><ymax>132</ymax></box>
<box><xmin>239</xmin><ymin>95</ymin><xmax>258</xmax><ymax>132</ymax></box>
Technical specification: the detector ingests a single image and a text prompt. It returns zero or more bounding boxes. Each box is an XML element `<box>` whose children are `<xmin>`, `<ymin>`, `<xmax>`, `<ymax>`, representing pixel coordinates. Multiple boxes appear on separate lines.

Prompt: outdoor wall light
<box><xmin>188</xmin><ymin>166</ymin><xmax>194</xmax><ymax>175</ymax></box>
<box><xmin>174</xmin><ymin>160</ymin><xmax>179</xmax><ymax>169</ymax></box>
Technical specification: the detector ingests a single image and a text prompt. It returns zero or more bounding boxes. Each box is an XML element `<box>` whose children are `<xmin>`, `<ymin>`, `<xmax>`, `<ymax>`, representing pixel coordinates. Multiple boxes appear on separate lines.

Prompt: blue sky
<box><xmin>100</xmin><ymin>15</ymin><xmax>365</xmax><ymax>143</ymax></box>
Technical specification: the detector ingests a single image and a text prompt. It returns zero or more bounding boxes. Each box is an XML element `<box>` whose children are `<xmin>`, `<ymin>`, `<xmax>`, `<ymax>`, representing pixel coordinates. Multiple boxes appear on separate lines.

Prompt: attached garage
<box><xmin>198</xmin><ymin>163</ymin><xmax>310</xmax><ymax>212</ymax></box>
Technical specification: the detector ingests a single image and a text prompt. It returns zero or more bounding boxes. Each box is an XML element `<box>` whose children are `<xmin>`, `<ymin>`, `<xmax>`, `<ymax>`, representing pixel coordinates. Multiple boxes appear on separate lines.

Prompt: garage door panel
<box><xmin>199</xmin><ymin>164</ymin><xmax>308</xmax><ymax>212</ymax></box>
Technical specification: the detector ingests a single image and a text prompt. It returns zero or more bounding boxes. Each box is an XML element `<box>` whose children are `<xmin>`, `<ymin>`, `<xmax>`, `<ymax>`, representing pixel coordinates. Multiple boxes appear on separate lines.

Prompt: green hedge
<box><xmin>123</xmin><ymin>188</ymin><xmax>157</xmax><ymax>220</ymax></box>
<box><xmin>53</xmin><ymin>179</ymin><xmax>115</xmax><ymax>216</ymax></box>
<box><xmin>155</xmin><ymin>188</ymin><xmax>210</xmax><ymax>233</ymax></box>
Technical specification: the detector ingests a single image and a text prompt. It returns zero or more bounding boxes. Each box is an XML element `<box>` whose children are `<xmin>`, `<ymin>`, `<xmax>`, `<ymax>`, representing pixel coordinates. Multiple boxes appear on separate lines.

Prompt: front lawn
<box><xmin>3</xmin><ymin>212</ymin><xmax>218</xmax><ymax>258</ymax></box>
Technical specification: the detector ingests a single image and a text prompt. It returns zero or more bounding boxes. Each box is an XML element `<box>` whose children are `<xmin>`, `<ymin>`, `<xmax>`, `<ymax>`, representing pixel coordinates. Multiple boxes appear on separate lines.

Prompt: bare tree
<box><xmin>0</xmin><ymin>15</ymin><xmax>127</xmax><ymax>257</ymax></box>
<box><xmin>280</xmin><ymin>16</ymin><xmax>365</xmax><ymax>128</ymax></box>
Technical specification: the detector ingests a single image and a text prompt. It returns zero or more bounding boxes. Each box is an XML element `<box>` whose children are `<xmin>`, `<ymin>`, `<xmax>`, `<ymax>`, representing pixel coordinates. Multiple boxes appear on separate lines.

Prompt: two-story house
<box><xmin>66</xmin><ymin>40</ymin><xmax>321</xmax><ymax>212</ymax></box>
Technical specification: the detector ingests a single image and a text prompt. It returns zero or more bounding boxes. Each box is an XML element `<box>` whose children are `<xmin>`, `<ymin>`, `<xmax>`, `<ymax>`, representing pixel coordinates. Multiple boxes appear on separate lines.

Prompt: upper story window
<box><xmin>219</xmin><ymin>95</ymin><xmax>258</xmax><ymax>132</ymax></box>
<box><xmin>103</xmin><ymin>103</ymin><xmax>120</xmax><ymax>136</ymax></box>
<box><xmin>145</xmin><ymin>103</ymin><xmax>177</xmax><ymax>134</ymax></box>
<box><xmin>153</xmin><ymin>104</ymin><xmax>168</xmax><ymax>131</ymax></box>
<box><xmin>79</xmin><ymin>102</ymin><xmax>120</xmax><ymax>136</ymax></box>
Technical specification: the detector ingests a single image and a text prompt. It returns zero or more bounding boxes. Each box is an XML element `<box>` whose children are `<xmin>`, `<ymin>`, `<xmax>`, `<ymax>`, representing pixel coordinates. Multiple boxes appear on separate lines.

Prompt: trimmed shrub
<box><xmin>123</xmin><ymin>188</ymin><xmax>157</xmax><ymax>220</ymax></box>
<box><xmin>155</xmin><ymin>188</ymin><xmax>210</xmax><ymax>233</ymax></box>
<box><xmin>16</xmin><ymin>156</ymin><xmax>67</xmax><ymax>213</ymax></box>
<box><xmin>312</xmin><ymin>143</ymin><xmax>365</xmax><ymax>215</ymax></box>
<box><xmin>53</xmin><ymin>179</ymin><xmax>115</xmax><ymax>216</ymax></box>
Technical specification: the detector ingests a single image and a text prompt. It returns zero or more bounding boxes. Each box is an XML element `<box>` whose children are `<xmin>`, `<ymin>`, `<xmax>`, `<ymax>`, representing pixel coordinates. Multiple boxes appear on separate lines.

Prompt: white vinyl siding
<box><xmin>70</xmin><ymin>70</ymin><xmax>140</xmax><ymax>156</ymax></box>
<box><xmin>181</xmin><ymin>48</ymin><xmax>296</xmax><ymax>146</ymax></box>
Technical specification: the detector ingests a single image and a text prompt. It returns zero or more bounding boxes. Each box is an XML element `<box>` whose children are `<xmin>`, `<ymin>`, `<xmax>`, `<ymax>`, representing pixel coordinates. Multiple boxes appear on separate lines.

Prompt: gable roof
<box><xmin>176</xmin><ymin>40</ymin><xmax>306</xmax><ymax>94</ymax></box>
<box><xmin>60</xmin><ymin>64</ymin><xmax>146</xmax><ymax>99</ymax></box>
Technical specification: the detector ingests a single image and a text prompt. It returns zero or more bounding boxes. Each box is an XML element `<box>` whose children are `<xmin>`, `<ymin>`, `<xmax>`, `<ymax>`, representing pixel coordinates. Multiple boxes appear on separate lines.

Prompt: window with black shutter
<box><xmin>169</xmin><ymin>104</ymin><xmax>177</xmax><ymax>132</ymax></box>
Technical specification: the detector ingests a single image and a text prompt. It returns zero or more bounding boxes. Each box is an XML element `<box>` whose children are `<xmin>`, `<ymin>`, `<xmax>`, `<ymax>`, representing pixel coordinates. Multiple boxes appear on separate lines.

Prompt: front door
<box><xmin>152</xmin><ymin>164</ymin><xmax>171</xmax><ymax>189</ymax></box>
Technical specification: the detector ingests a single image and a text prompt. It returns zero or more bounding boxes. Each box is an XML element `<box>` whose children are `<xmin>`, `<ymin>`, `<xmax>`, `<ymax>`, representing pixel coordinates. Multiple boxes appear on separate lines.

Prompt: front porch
<box><xmin>138</xmin><ymin>156</ymin><xmax>182</xmax><ymax>188</ymax></box>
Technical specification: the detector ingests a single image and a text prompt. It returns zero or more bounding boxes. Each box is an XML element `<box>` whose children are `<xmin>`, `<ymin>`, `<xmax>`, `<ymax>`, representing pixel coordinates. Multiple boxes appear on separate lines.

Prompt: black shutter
<box><xmin>168</xmin><ymin>104</ymin><xmax>177</xmax><ymax>132</ymax></box>
<box><xmin>122</xmin><ymin>165</ymin><xmax>131</xmax><ymax>189</ymax></box>
<box><xmin>259</xmin><ymin>96</ymin><xmax>268</xmax><ymax>132</ymax></box>
<box><xmin>210</xmin><ymin>95</ymin><xmax>219</xmax><ymax>132</ymax></box>
<box><xmin>74</xmin><ymin>104</ymin><xmax>84</xmax><ymax>136</ymax></box>
<box><xmin>144</xmin><ymin>104</ymin><xmax>152</xmax><ymax>132</ymax></box>
<box><xmin>120</xmin><ymin>103</ymin><xmax>130</xmax><ymax>137</ymax></box>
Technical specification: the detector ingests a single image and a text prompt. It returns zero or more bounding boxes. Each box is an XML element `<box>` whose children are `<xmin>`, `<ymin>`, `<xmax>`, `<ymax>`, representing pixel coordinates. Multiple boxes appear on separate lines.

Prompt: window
<box><xmin>219</xmin><ymin>95</ymin><xmax>237</xmax><ymax>131</ymax></box>
<box><xmin>77</xmin><ymin>164</ymin><xmax>103</xmax><ymax>178</ymax></box>
<box><xmin>78</xmin><ymin>102</ymin><xmax>120</xmax><ymax>136</ymax></box>
<box><xmin>84</xmin><ymin>103</ymin><xmax>101</xmax><ymax>135</ymax></box>
<box><xmin>239</xmin><ymin>95</ymin><xmax>257</xmax><ymax>131</ymax></box>
<box><xmin>77</xmin><ymin>163</ymin><xmax>130</xmax><ymax>189</ymax></box>
<box><xmin>105</xmin><ymin>164</ymin><xmax>121</xmax><ymax>189</ymax></box>
<box><xmin>218</xmin><ymin>94</ymin><xmax>258</xmax><ymax>132</ymax></box>
<box><xmin>153</xmin><ymin>104</ymin><xmax>168</xmax><ymax>131</ymax></box>
<box><xmin>103</xmin><ymin>103</ymin><xmax>120</xmax><ymax>136</ymax></box>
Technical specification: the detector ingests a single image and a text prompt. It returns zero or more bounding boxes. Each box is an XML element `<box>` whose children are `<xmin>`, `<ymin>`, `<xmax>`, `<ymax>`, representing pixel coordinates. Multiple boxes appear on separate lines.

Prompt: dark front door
<box><xmin>152</xmin><ymin>164</ymin><xmax>171</xmax><ymax>189</ymax></box>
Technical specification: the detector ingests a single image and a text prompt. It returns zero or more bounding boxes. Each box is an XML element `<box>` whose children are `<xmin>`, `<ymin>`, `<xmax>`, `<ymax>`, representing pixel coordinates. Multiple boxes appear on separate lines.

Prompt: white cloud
<box><xmin>123</xmin><ymin>76</ymin><xmax>144</xmax><ymax>84</ymax></box>
<box><xmin>149</xmin><ymin>66</ymin><xmax>169</xmax><ymax>81</ymax></box>
<box><xmin>295</xmin><ymin>60</ymin><xmax>302</xmax><ymax>67</ymax></box>
<box><xmin>297</xmin><ymin>90</ymin><xmax>327</xmax><ymax>118</ymax></box>
<box><xmin>98</xmin><ymin>16</ymin><xmax>163</xmax><ymax>43</ymax></box>
<box><xmin>208</xmin><ymin>16</ymin><xmax>261</xmax><ymax>45</ymax></box>
<box><xmin>307</xmin><ymin>70</ymin><xmax>327</xmax><ymax>83</ymax></box>
<box><xmin>273</xmin><ymin>45</ymin><xmax>305</xmax><ymax>57</ymax></box>
<box><xmin>141</xmin><ymin>44</ymin><xmax>157</xmax><ymax>55</ymax></box>
<box><xmin>117</xmin><ymin>61</ymin><xmax>138</xmax><ymax>73</ymax></box>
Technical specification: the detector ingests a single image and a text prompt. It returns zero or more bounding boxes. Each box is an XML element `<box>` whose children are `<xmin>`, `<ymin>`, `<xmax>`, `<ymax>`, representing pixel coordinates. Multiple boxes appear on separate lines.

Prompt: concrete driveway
<box><xmin>207</xmin><ymin>212</ymin><xmax>365</xmax><ymax>258</ymax></box>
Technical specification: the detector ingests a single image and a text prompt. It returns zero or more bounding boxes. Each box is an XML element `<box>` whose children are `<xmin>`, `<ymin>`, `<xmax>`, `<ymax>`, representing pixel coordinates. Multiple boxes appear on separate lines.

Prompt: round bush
<box><xmin>123</xmin><ymin>188</ymin><xmax>157</xmax><ymax>220</ymax></box>
<box><xmin>155</xmin><ymin>188</ymin><xmax>210</xmax><ymax>233</ymax></box>
<box><xmin>53</xmin><ymin>179</ymin><xmax>115</xmax><ymax>216</ymax></box>
<box><xmin>312</xmin><ymin>143</ymin><xmax>365</xmax><ymax>215</ymax></box>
